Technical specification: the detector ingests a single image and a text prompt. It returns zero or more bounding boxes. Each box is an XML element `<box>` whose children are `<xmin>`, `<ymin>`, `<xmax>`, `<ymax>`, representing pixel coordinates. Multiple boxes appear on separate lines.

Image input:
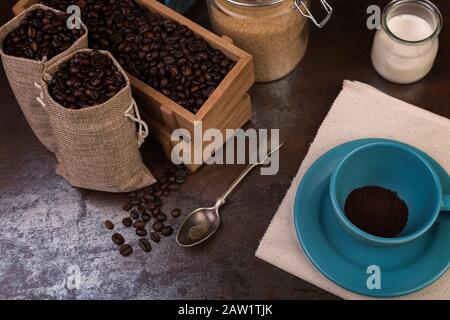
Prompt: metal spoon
<box><xmin>176</xmin><ymin>142</ymin><xmax>284</xmax><ymax>247</ymax></box>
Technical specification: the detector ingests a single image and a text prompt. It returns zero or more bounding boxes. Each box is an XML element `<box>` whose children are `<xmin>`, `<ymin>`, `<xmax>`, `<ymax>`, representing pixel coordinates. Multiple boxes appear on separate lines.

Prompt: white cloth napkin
<box><xmin>256</xmin><ymin>80</ymin><xmax>450</xmax><ymax>300</ymax></box>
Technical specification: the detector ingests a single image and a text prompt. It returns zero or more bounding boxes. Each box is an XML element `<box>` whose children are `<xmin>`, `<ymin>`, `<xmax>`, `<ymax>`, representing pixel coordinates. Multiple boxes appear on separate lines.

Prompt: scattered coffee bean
<box><xmin>121</xmin><ymin>200</ymin><xmax>132</xmax><ymax>211</ymax></box>
<box><xmin>161</xmin><ymin>225</ymin><xmax>174</xmax><ymax>237</ymax></box>
<box><xmin>143</xmin><ymin>186</ymin><xmax>153</xmax><ymax>195</ymax></box>
<box><xmin>48</xmin><ymin>50</ymin><xmax>125</xmax><ymax>109</ymax></box>
<box><xmin>139</xmin><ymin>238</ymin><xmax>152</xmax><ymax>252</ymax></box>
<box><xmin>127</xmin><ymin>191</ymin><xmax>137</xmax><ymax>198</ymax></box>
<box><xmin>133</xmin><ymin>220</ymin><xmax>146</xmax><ymax>229</ymax></box>
<box><xmin>171</xmin><ymin>208</ymin><xmax>181</xmax><ymax>218</ymax></box>
<box><xmin>161</xmin><ymin>182</ymin><xmax>169</xmax><ymax>190</ymax></box>
<box><xmin>130</xmin><ymin>197</ymin><xmax>141</xmax><ymax>206</ymax></box>
<box><xmin>104</xmin><ymin>220</ymin><xmax>114</xmax><ymax>230</ymax></box>
<box><xmin>136</xmin><ymin>205</ymin><xmax>146</xmax><ymax>215</ymax></box>
<box><xmin>119</xmin><ymin>244</ymin><xmax>133</xmax><ymax>257</ymax></box>
<box><xmin>150</xmin><ymin>232</ymin><xmax>161</xmax><ymax>243</ymax></box>
<box><xmin>152</xmin><ymin>182</ymin><xmax>161</xmax><ymax>191</ymax></box>
<box><xmin>153</xmin><ymin>221</ymin><xmax>163</xmax><ymax>232</ymax></box>
<box><xmin>163</xmin><ymin>190</ymin><xmax>170</xmax><ymax>197</ymax></box>
<box><xmin>130</xmin><ymin>209</ymin><xmax>140</xmax><ymax>220</ymax></box>
<box><xmin>143</xmin><ymin>194</ymin><xmax>154</xmax><ymax>202</ymax></box>
<box><xmin>3</xmin><ymin>8</ymin><xmax>85</xmax><ymax>60</ymax></box>
<box><xmin>169</xmin><ymin>183</ymin><xmax>180</xmax><ymax>191</ymax></box>
<box><xmin>122</xmin><ymin>217</ymin><xmax>132</xmax><ymax>227</ymax></box>
<box><xmin>153</xmin><ymin>190</ymin><xmax>163</xmax><ymax>198</ymax></box>
<box><xmin>176</xmin><ymin>177</ymin><xmax>186</xmax><ymax>184</ymax></box>
<box><xmin>151</xmin><ymin>207</ymin><xmax>161</xmax><ymax>217</ymax></box>
<box><xmin>142</xmin><ymin>212</ymin><xmax>151</xmax><ymax>222</ymax></box>
<box><xmin>154</xmin><ymin>198</ymin><xmax>162</xmax><ymax>207</ymax></box>
<box><xmin>147</xmin><ymin>202</ymin><xmax>156</xmax><ymax>211</ymax></box>
<box><xmin>136</xmin><ymin>228</ymin><xmax>147</xmax><ymax>237</ymax></box>
<box><xmin>111</xmin><ymin>233</ymin><xmax>125</xmax><ymax>246</ymax></box>
<box><xmin>156</xmin><ymin>212</ymin><xmax>167</xmax><ymax>222</ymax></box>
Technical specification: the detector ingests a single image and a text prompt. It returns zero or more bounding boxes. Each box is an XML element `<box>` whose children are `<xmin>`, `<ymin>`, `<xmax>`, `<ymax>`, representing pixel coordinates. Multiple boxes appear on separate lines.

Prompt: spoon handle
<box><xmin>215</xmin><ymin>142</ymin><xmax>284</xmax><ymax>208</ymax></box>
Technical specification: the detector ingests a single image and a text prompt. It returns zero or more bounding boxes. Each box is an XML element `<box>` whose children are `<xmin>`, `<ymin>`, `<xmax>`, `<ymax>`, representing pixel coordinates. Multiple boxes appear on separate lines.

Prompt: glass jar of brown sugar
<box><xmin>207</xmin><ymin>0</ymin><xmax>332</xmax><ymax>82</ymax></box>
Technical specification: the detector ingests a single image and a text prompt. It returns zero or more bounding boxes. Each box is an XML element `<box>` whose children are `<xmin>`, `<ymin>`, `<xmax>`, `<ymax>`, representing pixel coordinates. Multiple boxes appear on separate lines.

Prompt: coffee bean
<box><xmin>150</xmin><ymin>232</ymin><xmax>161</xmax><ymax>243</ymax></box>
<box><xmin>139</xmin><ymin>238</ymin><xmax>152</xmax><ymax>252</ymax></box>
<box><xmin>154</xmin><ymin>198</ymin><xmax>163</xmax><ymax>207</ymax></box>
<box><xmin>147</xmin><ymin>202</ymin><xmax>156</xmax><ymax>211</ymax></box>
<box><xmin>133</xmin><ymin>220</ymin><xmax>146</xmax><ymax>229</ymax></box>
<box><xmin>136</xmin><ymin>205</ymin><xmax>146</xmax><ymax>215</ymax></box>
<box><xmin>153</xmin><ymin>190</ymin><xmax>163</xmax><ymax>198</ymax></box>
<box><xmin>153</xmin><ymin>221</ymin><xmax>163</xmax><ymax>232</ymax></box>
<box><xmin>122</xmin><ymin>217</ymin><xmax>132</xmax><ymax>227</ymax></box>
<box><xmin>104</xmin><ymin>220</ymin><xmax>114</xmax><ymax>230</ymax></box>
<box><xmin>163</xmin><ymin>190</ymin><xmax>170</xmax><ymax>197</ymax></box>
<box><xmin>176</xmin><ymin>177</ymin><xmax>187</xmax><ymax>184</ymax></box>
<box><xmin>142</xmin><ymin>212</ymin><xmax>151</xmax><ymax>222</ymax></box>
<box><xmin>119</xmin><ymin>244</ymin><xmax>133</xmax><ymax>256</ymax></box>
<box><xmin>130</xmin><ymin>197</ymin><xmax>141</xmax><ymax>206</ymax></box>
<box><xmin>111</xmin><ymin>233</ymin><xmax>125</xmax><ymax>246</ymax></box>
<box><xmin>130</xmin><ymin>210</ymin><xmax>140</xmax><ymax>220</ymax></box>
<box><xmin>153</xmin><ymin>182</ymin><xmax>161</xmax><ymax>191</ymax></box>
<box><xmin>127</xmin><ymin>191</ymin><xmax>137</xmax><ymax>198</ymax></box>
<box><xmin>156</xmin><ymin>213</ymin><xmax>167</xmax><ymax>222</ymax></box>
<box><xmin>136</xmin><ymin>228</ymin><xmax>147</xmax><ymax>237</ymax></box>
<box><xmin>161</xmin><ymin>182</ymin><xmax>170</xmax><ymax>190</ymax></box>
<box><xmin>151</xmin><ymin>207</ymin><xmax>161</xmax><ymax>217</ymax></box>
<box><xmin>171</xmin><ymin>208</ymin><xmax>181</xmax><ymax>218</ymax></box>
<box><xmin>159</xmin><ymin>176</ymin><xmax>168</xmax><ymax>184</ymax></box>
<box><xmin>143</xmin><ymin>194</ymin><xmax>154</xmax><ymax>202</ymax></box>
<box><xmin>143</xmin><ymin>186</ymin><xmax>153</xmax><ymax>195</ymax></box>
<box><xmin>169</xmin><ymin>183</ymin><xmax>180</xmax><ymax>191</ymax></box>
<box><xmin>121</xmin><ymin>201</ymin><xmax>132</xmax><ymax>211</ymax></box>
<box><xmin>161</xmin><ymin>225</ymin><xmax>174</xmax><ymax>237</ymax></box>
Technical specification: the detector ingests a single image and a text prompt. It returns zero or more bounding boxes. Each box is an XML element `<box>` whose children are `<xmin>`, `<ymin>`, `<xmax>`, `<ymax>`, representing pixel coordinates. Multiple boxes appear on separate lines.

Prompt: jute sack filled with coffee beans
<box><xmin>39</xmin><ymin>49</ymin><xmax>156</xmax><ymax>192</ymax></box>
<box><xmin>0</xmin><ymin>4</ymin><xmax>88</xmax><ymax>153</ymax></box>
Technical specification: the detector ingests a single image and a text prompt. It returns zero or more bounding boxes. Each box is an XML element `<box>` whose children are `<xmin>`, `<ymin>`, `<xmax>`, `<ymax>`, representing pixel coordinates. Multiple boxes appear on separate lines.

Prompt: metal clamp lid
<box><xmin>295</xmin><ymin>0</ymin><xmax>333</xmax><ymax>28</ymax></box>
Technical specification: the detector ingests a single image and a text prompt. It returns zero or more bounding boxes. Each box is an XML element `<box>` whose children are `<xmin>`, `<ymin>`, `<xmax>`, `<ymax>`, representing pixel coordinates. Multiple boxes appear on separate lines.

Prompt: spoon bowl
<box><xmin>176</xmin><ymin>206</ymin><xmax>220</xmax><ymax>247</ymax></box>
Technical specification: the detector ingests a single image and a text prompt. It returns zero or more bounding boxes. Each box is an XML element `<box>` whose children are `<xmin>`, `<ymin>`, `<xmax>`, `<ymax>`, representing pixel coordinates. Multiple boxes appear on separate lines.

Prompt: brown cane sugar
<box><xmin>207</xmin><ymin>0</ymin><xmax>310</xmax><ymax>82</ymax></box>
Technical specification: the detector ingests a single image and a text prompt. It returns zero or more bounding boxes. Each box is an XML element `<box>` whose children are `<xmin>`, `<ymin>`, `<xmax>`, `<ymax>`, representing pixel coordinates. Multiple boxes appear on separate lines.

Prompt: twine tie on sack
<box><xmin>125</xmin><ymin>100</ymin><xmax>149</xmax><ymax>147</ymax></box>
<box><xmin>34</xmin><ymin>82</ymin><xmax>46</xmax><ymax>108</ymax></box>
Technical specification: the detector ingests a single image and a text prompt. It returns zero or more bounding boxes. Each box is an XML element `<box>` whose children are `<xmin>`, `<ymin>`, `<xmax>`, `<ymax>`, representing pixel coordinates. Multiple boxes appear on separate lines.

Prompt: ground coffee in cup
<box><xmin>344</xmin><ymin>186</ymin><xmax>409</xmax><ymax>238</ymax></box>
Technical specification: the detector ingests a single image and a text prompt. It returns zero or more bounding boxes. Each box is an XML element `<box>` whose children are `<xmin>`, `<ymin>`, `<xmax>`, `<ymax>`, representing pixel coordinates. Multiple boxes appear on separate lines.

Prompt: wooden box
<box><xmin>12</xmin><ymin>0</ymin><xmax>255</xmax><ymax>172</ymax></box>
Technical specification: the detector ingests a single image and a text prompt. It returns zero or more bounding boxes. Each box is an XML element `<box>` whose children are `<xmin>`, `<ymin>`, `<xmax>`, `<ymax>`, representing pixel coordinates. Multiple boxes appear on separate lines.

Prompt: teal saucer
<box><xmin>294</xmin><ymin>139</ymin><xmax>450</xmax><ymax>297</ymax></box>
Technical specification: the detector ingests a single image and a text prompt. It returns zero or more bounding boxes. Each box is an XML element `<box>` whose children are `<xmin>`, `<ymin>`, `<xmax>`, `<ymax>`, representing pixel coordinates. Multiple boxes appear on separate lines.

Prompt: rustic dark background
<box><xmin>0</xmin><ymin>0</ymin><xmax>449</xmax><ymax>299</ymax></box>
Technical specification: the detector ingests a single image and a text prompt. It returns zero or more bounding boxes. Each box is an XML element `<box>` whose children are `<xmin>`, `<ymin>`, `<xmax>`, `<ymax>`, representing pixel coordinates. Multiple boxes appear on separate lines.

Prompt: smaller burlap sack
<box><xmin>39</xmin><ymin>49</ymin><xmax>156</xmax><ymax>192</ymax></box>
<box><xmin>0</xmin><ymin>4</ymin><xmax>88</xmax><ymax>153</ymax></box>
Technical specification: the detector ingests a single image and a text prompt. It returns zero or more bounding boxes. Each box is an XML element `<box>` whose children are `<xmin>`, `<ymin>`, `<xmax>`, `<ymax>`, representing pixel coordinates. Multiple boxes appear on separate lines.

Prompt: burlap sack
<box><xmin>39</xmin><ymin>49</ymin><xmax>156</xmax><ymax>192</ymax></box>
<box><xmin>0</xmin><ymin>4</ymin><xmax>88</xmax><ymax>153</ymax></box>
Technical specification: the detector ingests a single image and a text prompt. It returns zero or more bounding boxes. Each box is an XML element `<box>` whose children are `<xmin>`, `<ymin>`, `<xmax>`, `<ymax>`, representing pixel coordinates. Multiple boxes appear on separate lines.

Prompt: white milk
<box><xmin>371</xmin><ymin>14</ymin><xmax>438</xmax><ymax>84</ymax></box>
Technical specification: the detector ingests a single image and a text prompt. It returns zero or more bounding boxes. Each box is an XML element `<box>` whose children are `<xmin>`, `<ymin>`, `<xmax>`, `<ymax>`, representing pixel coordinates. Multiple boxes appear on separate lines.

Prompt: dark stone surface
<box><xmin>0</xmin><ymin>0</ymin><xmax>449</xmax><ymax>299</ymax></box>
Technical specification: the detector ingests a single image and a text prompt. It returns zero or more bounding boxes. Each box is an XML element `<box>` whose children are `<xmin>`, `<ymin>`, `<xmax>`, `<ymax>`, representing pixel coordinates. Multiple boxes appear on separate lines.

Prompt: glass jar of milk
<box><xmin>371</xmin><ymin>0</ymin><xmax>442</xmax><ymax>84</ymax></box>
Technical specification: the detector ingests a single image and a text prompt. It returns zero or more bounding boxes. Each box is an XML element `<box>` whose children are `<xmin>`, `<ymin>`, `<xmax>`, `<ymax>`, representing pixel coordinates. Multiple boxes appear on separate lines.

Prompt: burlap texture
<box><xmin>40</xmin><ymin>49</ymin><xmax>156</xmax><ymax>192</ymax></box>
<box><xmin>0</xmin><ymin>4</ymin><xmax>88</xmax><ymax>153</ymax></box>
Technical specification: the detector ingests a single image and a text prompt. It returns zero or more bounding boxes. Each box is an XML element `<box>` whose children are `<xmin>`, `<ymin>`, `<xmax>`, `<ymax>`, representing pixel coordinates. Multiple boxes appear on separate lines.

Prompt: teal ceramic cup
<box><xmin>330</xmin><ymin>141</ymin><xmax>450</xmax><ymax>246</ymax></box>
